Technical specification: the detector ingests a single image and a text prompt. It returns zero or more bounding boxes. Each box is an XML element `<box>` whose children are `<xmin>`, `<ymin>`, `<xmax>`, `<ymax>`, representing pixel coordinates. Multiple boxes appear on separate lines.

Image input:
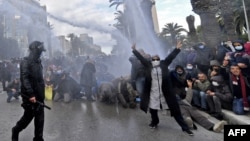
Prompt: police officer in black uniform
<box><xmin>12</xmin><ymin>41</ymin><xmax>46</xmax><ymax>141</ymax></box>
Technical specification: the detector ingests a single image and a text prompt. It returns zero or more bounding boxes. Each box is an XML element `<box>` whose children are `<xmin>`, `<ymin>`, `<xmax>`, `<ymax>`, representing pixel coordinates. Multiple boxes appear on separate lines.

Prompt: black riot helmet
<box><xmin>28</xmin><ymin>41</ymin><xmax>46</xmax><ymax>60</ymax></box>
<box><xmin>29</xmin><ymin>41</ymin><xmax>46</xmax><ymax>52</ymax></box>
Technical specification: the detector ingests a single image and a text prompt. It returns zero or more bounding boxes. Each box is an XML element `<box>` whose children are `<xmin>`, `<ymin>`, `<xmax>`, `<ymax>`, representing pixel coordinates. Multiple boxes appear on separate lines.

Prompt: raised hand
<box><xmin>187</xmin><ymin>80</ymin><xmax>193</xmax><ymax>88</ymax></box>
<box><xmin>131</xmin><ymin>43</ymin><xmax>136</xmax><ymax>50</ymax></box>
<box><xmin>176</xmin><ymin>40</ymin><xmax>183</xmax><ymax>49</ymax></box>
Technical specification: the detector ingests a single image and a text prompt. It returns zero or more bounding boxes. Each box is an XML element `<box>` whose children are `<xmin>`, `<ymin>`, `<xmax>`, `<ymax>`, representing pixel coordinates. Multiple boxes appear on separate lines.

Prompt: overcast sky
<box><xmin>39</xmin><ymin>0</ymin><xmax>200</xmax><ymax>54</ymax></box>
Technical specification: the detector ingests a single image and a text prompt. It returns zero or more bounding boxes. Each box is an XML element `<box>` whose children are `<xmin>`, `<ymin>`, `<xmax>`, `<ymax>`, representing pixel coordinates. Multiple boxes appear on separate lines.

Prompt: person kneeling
<box><xmin>178</xmin><ymin>80</ymin><xmax>227</xmax><ymax>133</ymax></box>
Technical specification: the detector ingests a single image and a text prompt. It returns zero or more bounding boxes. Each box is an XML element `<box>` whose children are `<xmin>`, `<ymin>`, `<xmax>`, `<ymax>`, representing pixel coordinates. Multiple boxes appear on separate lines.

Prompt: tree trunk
<box><xmin>191</xmin><ymin>0</ymin><xmax>221</xmax><ymax>53</ymax></box>
<box><xmin>220</xmin><ymin>0</ymin><xmax>237</xmax><ymax>41</ymax></box>
<box><xmin>200</xmin><ymin>12</ymin><xmax>221</xmax><ymax>49</ymax></box>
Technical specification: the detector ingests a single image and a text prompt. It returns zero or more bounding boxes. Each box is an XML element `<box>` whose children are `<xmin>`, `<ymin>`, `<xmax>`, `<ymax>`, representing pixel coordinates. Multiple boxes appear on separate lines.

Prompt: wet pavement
<box><xmin>0</xmin><ymin>89</ymin><xmax>224</xmax><ymax>141</ymax></box>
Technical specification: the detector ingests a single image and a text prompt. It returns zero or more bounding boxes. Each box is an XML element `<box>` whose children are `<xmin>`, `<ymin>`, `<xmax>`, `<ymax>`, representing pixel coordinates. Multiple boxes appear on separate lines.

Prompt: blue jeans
<box><xmin>7</xmin><ymin>91</ymin><xmax>19</xmax><ymax>102</ymax></box>
<box><xmin>192</xmin><ymin>90</ymin><xmax>207</xmax><ymax>109</ymax></box>
<box><xmin>233</xmin><ymin>96</ymin><xmax>250</xmax><ymax>115</ymax></box>
<box><xmin>135</xmin><ymin>77</ymin><xmax>145</xmax><ymax>97</ymax></box>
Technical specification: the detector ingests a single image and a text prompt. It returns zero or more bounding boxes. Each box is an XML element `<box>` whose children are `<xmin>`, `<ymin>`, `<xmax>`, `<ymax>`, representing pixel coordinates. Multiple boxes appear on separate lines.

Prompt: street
<box><xmin>0</xmin><ymin>88</ymin><xmax>224</xmax><ymax>141</ymax></box>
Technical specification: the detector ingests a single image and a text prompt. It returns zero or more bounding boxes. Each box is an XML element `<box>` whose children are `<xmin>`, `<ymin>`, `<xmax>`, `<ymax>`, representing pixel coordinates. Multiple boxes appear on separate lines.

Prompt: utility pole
<box><xmin>242</xmin><ymin>0</ymin><xmax>250</xmax><ymax>41</ymax></box>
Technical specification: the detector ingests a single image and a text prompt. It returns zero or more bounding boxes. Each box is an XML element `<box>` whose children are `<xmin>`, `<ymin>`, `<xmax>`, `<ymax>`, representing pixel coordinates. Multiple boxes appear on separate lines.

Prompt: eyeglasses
<box><xmin>223</xmin><ymin>59</ymin><xmax>229</xmax><ymax>61</ymax></box>
<box><xmin>152</xmin><ymin>58</ymin><xmax>160</xmax><ymax>61</ymax></box>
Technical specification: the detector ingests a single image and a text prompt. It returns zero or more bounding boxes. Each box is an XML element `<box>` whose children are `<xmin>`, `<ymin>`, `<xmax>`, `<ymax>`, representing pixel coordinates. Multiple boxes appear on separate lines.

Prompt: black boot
<box><xmin>33</xmin><ymin>137</ymin><xmax>44</xmax><ymax>141</ymax></box>
<box><xmin>12</xmin><ymin>127</ymin><xmax>19</xmax><ymax>141</ymax></box>
<box><xmin>211</xmin><ymin>112</ymin><xmax>224</xmax><ymax>120</ymax></box>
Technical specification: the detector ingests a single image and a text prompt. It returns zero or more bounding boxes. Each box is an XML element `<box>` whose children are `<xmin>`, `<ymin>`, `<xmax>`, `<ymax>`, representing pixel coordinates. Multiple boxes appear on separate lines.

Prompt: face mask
<box><xmin>235</xmin><ymin>45</ymin><xmax>243</xmax><ymax>50</ymax></box>
<box><xmin>152</xmin><ymin>61</ymin><xmax>160</xmax><ymax>67</ymax></box>
<box><xmin>57</xmin><ymin>70</ymin><xmax>62</xmax><ymax>74</ymax></box>
<box><xmin>32</xmin><ymin>49</ymin><xmax>43</xmax><ymax>60</ymax></box>
<box><xmin>212</xmin><ymin>81</ymin><xmax>219</xmax><ymax>86</ymax></box>
<box><xmin>199</xmin><ymin>45</ymin><xmax>204</xmax><ymax>49</ymax></box>
<box><xmin>186</xmin><ymin>66</ymin><xmax>193</xmax><ymax>70</ymax></box>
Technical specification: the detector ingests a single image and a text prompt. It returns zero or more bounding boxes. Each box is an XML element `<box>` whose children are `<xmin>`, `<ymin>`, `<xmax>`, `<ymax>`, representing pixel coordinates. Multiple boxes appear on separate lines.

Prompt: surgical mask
<box><xmin>235</xmin><ymin>45</ymin><xmax>243</xmax><ymax>50</ymax></box>
<box><xmin>186</xmin><ymin>66</ymin><xmax>193</xmax><ymax>70</ymax></box>
<box><xmin>57</xmin><ymin>70</ymin><xmax>62</xmax><ymax>74</ymax></box>
<box><xmin>152</xmin><ymin>61</ymin><xmax>160</xmax><ymax>67</ymax></box>
<box><xmin>199</xmin><ymin>45</ymin><xmax>204</xmax><ymax>49</ymax></box>
<box><xmin>212</xmin><ymin>81</ymin><xmax>219</xmax><ymax>86</ymax></box>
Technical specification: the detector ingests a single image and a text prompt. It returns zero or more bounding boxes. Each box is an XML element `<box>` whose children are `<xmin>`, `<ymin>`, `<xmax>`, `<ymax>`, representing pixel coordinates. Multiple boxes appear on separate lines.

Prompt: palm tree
<box><xmin>67</xmin><ymin>33</ymin><xmax>76</xmax><ymax>41</ymax></box>
<box><xmin>113</xmin><ymin>10</ymin><xmax>126</xmax><ymax>31</ymax></box>
<box><xmin>161</xmin><ymin>23</ymin><xmax>187</xmax><ymax>46</ymax></box>
<box><xmin>213</xmin><ymin>0</ymin><xmax>250</xmax><ymax>40</ymax></box>
<box><xmin>109</xmin><ymin>0</ymin><xmax>124</xmax><ymax>10</ymax></box>
<box><xmin>235</xmin><ymin>12</ymin><xmax>246</xmax><ymax>36</ymax></box>
<box><xmin>113</xmin><ymin>10</ymin><xmax>131</xmax><ymax>40</ymax></box>
<box><xmin>111</xmin><ymin>1</ymin><xmax>136</xmax><ymax>42</ymax></box>
<box><xmin>234</xmin><ymin>0</ymin><xmax>250</xmax><ymax>39</ymax></box>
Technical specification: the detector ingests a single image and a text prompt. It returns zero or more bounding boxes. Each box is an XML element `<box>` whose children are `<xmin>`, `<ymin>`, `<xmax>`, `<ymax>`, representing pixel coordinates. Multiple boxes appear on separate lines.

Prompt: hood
<box><xmin>232</xmin><ymin>40</ymin><xmax>245</xmax><ymax>52</ymax></box>
<box><xmin>29</xmin><ymin>41</ymin><xmax>46</xmax><ymax>52</ymax></box>
<box><xmin>210</xmin><ymin>75</ymin><xmax>224</xmax><ymax>83</ymax></box>
<box><xmin>28</xmin><ymin>41</ymin><xmax>46</xmax><ymax>61</ymax></box>
<box><xmin>232</xmin><ymin>40</ymin><xmax>244</xmax><ymax>47</ymax></box>
<box><xmin>175</xmin><ymin>65</ymin><xmax>185</xmax><ymax>71</ymax></box>
<box><xmin>236</xmin><ymin>57</ymin><xmax>250</xmax><ymax>66</ymax></box>
<box><xmin>210</xmin><ymin>60</ymin><xmax>220</xmax><ymax>66</ymax></box>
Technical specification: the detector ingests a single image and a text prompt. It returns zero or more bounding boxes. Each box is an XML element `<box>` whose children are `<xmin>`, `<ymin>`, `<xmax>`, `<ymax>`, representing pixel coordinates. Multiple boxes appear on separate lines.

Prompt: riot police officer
<box><xmin>12</xmin><ymin>41</ymin><xmax>46</xmax><ymax>141</ymax></box>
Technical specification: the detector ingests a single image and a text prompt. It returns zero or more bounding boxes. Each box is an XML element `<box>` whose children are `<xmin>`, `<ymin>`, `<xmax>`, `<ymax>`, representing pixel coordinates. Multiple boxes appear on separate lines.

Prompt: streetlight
<box><xmin>242</xmin><ymin>0</ymin><xmax>250</xmax><ymax>41</ymax></box>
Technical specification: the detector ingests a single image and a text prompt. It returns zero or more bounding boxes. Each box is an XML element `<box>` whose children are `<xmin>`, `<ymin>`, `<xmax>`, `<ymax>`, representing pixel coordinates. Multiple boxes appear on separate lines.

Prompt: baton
<box><xmin>21</xmin><ymin>94</ymin><xmax>51</xmax><ymax>110</ymax></box>
<box><xmin>35</xmin><ymin>100</ymin><xmax>51</xmax><ymax>110</ymax></box>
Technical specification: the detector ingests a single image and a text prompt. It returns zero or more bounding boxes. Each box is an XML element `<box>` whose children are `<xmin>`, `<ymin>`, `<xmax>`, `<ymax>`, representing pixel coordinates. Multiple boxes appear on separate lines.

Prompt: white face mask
<box><xmin>152</xmin><ymin>61</ymin><xmax>160</xmax><ymax>67</ymax></box>
<box><xmin>199</xmin><ymin>45</ymin><xmax>204</xmax><ymax>49</ymax></box>
<box><xmin>235</xmin><ymin>45</ymin><xmax>243</xmax><ymax>50</ymax></box>
<box><xmin>212</xmin><ymin>81</ymin><xmax>219</xmax><ymax>86</ymax></box>
<box><xmin>186</xmin><ymin>66</ymin><xmax>193</xmax><ymax>70</ymax></box>
<box><xmin>57</xmin><ymin>70</ymin><xmax>62</xmax><ymax>74</ymax></box>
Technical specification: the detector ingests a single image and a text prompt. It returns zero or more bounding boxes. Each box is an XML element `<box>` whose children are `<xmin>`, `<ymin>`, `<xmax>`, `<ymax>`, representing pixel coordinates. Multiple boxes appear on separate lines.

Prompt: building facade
<box><xmin>0</xmin><ymin>0</ymin><xmax>48</xmax><ymax>57</ymax></box>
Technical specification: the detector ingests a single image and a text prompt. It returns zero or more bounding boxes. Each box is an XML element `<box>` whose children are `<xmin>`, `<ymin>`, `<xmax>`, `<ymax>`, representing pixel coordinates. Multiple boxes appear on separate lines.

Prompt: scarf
<box><xmin>231</xmin><ymin>73</ymin><xmax>249</xmax><ymax>111</ymax></box>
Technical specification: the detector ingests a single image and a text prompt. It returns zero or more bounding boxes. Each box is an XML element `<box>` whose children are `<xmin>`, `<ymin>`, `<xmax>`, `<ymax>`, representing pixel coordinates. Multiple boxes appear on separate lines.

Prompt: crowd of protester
<box><xmin>167</xmin><ymin>40</ymin><xmax>250</xmax><ymax>117</ymax></box>
<box><xmin>0</xmin><ymin>54</ymin><xmax>137</xmax><ymax>108</ymax></box>
<box><xmin>0</xmin><ymin>39</ymin><xmax>250</xmax><ymax>134</ymax></box>
<box><xmin>128</xmin><ymin>39</ymin><xmax>250</xmax><ymax>133</ymax></box>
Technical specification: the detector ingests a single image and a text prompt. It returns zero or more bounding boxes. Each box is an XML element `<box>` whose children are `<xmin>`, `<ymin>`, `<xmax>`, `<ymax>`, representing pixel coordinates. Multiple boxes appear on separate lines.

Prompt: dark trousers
<box><xmin>13</xmin><ymin>103</ymin><xmax>44</xmax><ymax>141</ymax></box>
<box><xmin>149</xmin><ymin>108</ymin><xmax>189</xmax><ymax>131</ymax></box>
<box><xmin>2</xmin><ymin>80</ymin><xmax>7</xmax><ymax>91</ymax></box>
<box><xmin>7</xmin><ymin>91</ymin><xmax>18</xmax><ymax>102</ymax></box>
<box><xmin>149</xmin><ymin>108</ymin><xmax>159</xmax><ymax>125</ymax></box>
